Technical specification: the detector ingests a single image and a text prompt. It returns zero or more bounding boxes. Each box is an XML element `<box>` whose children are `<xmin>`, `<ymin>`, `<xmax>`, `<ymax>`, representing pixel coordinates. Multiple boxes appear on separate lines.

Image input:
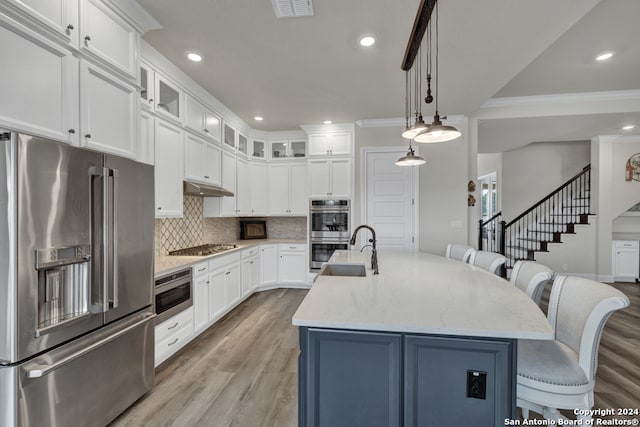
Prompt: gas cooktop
<box><xmin>168</xmin><ymin>243</ymin><xmax>237</xmax><ymax>256</ymax></box>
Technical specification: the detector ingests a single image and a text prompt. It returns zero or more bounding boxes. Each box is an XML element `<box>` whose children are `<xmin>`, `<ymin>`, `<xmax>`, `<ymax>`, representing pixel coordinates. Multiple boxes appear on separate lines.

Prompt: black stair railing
<box><xmin>498</xmin><ymin>164</ymin><xmax>591</xmax><ymax>270</ymax></box>
<box><xmin>478</xmin><ymin>211</ymin><xmax>503</xmax><ymax>253</ymax></box>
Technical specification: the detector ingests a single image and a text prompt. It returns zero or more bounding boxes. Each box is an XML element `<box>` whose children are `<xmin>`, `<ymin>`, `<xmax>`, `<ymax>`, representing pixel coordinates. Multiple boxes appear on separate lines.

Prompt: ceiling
<box><xmin>137</xmin><ymin>0</ymin><xmax>640</xmax><ymax>152</ymax></box>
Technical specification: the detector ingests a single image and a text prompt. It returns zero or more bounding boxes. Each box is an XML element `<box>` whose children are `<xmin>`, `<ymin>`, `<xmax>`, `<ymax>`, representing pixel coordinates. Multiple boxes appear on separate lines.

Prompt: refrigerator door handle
<box><xmin>24</xmin><ymin>312</ymin><xmax>155</xmax><ymax>378</ymax></box>
<box><xmin>109</xmin><ymin>168</ymin><xmax>119</xmax><ymax>309</ymax></box>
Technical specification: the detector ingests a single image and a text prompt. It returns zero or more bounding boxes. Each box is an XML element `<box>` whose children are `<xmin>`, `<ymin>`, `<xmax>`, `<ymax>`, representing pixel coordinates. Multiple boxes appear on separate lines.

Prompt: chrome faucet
<box><xmin>349</xmin><ymin>225</ymin><xmax>379</xmax><ymax>275</ymax></box>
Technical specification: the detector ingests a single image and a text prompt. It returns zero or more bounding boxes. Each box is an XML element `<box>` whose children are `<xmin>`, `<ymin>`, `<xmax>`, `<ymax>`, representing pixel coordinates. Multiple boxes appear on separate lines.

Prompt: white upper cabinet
<box><xmin>80</xmin><ymin>0</ymin><xmax>137</xmax><ymax>79</ymax></box>
<box><xmin>236</xmin><ymin>158</ymin><xmax>250</xmax><ymax>215</ymax></box>
<box><xmin>220</xmin><ymin>150</ymin><xmax>238</xmax><ymax>215</ymax></box>
<box><xmin>308</xmin><ymin>132</ymin><xmax>352</xmax><ymax>156</ymax></box>
<box><xmin>251</xmin><ymin>139</ymin><xmax>266</xmax><ymax>159</ymax></box>
<box><xmin>223</xmin><ymin>123</ymin><xmax>236</xmax><ymax>150</ymax></box>
<box><xmin>154</xmin><ymin>119</ymin><xmax>184</xmax><ymax>217</ymax></box>
<box><xmin>308</xmin><ymin>158</ymin><xmax>352</xmax><ymax>198</ymax></box>
<box><xmin>154</xmin><ymin>72</ymin><xmax>182</xmax><ymax>123</ymax></box>
<box><xmin>184</xmin><ymin>93</ymin><xmax>221</xmax><ymax>142</ymax></box>
<box><xmin>0</xmin><ymin>16</ymin><xmax>77</xmax><ymax>143</ymax></box>
<box><xmin>249</xmin><ymin>162</ymin><xmax>267</xmax><ymax>216</ymax></box>
<box><xmin>139</xmin><ymin>109</ymin><xmax>154</xmax><ymax>165</ymax></box>
<box><xmin>184</xmin><ymin>133</ymin><xmax>221</xmax><ymax>185</ymax></box>
<box><xmin>140</xmin><ymin>62</ymin><xmax>154</xmax><ymax>110</ymax></box>
<box><xmin>268</xmin><ymin>161</ymin><xmax>308</xmax><ymax>215</ymax></box>
<box><xmin>2</xmin><ymin>0</ymin><xmax>78</xmax><ymax>46</ymax></box>
<box><xmin>79</xmin><ymin>60</ymin><xmax>138</xmax><ymax>159</ymax></box>
<box><xmin>237</xmin><ymin>133</ymin><xmax>248</xmax><ymax>157</ymax></box>
<box><xmin>270</xmin><ymin>139</ymin><xmax>306</xmax><ymax>160</ymax></box>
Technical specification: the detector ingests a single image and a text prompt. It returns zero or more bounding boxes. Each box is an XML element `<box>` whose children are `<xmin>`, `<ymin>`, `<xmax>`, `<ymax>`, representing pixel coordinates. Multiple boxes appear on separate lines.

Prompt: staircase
<box><xmin>479</xmin><ymin>165</ymin><xmax>593</xmax><ymax>273</ymax></box>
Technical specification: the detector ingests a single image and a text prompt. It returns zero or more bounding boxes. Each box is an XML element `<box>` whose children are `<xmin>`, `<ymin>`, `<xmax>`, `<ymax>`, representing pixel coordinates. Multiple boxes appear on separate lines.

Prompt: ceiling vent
<box><xmin>271</xmin><ymin>0</ymin><xmax>314</xmax><ymax>18</ymax></box>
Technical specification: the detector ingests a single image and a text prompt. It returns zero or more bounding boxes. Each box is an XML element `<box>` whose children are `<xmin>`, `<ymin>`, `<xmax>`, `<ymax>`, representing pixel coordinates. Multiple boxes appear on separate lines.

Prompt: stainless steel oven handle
<box><xmin>110</xmin><ymin>168</ymin><xmax>119</xmax><ymax>309</ymax></box>
<box><xmin>25</xmin><ymin>313</ymin><xmax>155</xmax><ymax>378</ymax></box>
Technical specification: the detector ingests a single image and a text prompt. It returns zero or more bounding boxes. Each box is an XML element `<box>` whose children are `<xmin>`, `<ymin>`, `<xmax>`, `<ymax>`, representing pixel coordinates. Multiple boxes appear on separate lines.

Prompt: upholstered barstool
<box><xmin>510</xmin><ymin>260</ymin><xmax>553</xmax><ymax>305</ymax></box>
<box><xmin>517</xmin><ymin>275</ymin><xmax>629</xmax><ymax>422</ymax></box>
<box><xmin>445</xmin><ymin>243</ymin><xmax>475</xmax><ymax>263</ymax></box>
<box><xmin>468</xmin><ymin>250</ymin><xmax>506</xmax><ymax>276</ymax></box>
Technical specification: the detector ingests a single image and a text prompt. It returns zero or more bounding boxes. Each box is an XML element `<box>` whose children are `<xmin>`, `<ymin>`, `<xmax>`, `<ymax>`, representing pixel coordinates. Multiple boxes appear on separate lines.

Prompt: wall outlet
<box><xmin>466</xmin><ymin>370</ymin><xmax>487</xmax><ymax>400</ymax></box>
<box><xmin>562</xmin><ymin>264</ymin><xmax>568</xmax><ymax>271</ymax></box>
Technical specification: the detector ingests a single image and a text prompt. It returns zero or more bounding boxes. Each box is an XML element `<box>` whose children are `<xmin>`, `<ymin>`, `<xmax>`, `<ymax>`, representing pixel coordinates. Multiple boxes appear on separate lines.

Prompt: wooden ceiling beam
<box><xmin>401</xmin><ymin>0</ymin><xmax>436</xmax><ymax>71</ymax></box>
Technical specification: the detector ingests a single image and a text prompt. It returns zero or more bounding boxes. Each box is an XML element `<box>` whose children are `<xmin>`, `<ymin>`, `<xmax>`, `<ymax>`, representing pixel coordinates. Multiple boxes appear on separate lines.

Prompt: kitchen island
<box><xmin>292</xmin><ymin>250</ymin><xmax>553</xmax><ymax>427</ymax></box>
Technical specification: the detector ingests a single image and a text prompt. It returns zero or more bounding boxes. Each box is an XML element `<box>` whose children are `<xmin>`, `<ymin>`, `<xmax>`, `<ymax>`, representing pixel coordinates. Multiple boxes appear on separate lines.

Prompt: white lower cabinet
<box><xmin>241</xmin><ymin>249</ymin><xmax>259</xmax><ymax>297</ymax></box>
<box><xmin>260</xmin><ymin>244</ymin><xmax>278</xmax><ymax>287</ymax></box>
<box><xmin>192</xmin><ymin>262</ymin><xmax>210</xmax><ymax>334</ymax></box>
<box><xmin>612</xmin><ymin>240</ymin><xmax>639</xmax><ymax>282</ymax></box>
<box><xmin>208</xmin><ymin>252</ymin><xmax>241</xmax><ymax>318</ymax></box>
<box><xmin>154</xmin><ymin>306</ymin><xmax>194</xmax><ymax>366</ymax></box>
<box><xmin>278</xmin><ymin>243</ymin><xmax>307</xmax><ymax>285</ymax></box>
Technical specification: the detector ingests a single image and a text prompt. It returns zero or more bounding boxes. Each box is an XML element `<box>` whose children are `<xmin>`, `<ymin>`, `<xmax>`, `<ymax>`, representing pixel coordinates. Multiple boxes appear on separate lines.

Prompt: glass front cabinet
<box><xmin>269</xmin><ymin>140</ymin><xmax>306</xmax><ymax>160</ymax></box>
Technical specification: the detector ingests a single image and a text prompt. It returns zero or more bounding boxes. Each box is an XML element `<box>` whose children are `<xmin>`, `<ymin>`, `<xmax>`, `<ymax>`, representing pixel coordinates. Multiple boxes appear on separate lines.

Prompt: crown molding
<box><xmin>482</xmin><ymin>90</ymin><xmax>640</xmax><ymax>109</ymax></box>
<box><xmin>356</xmin><ymin>118</ymin><xmax>404</xmax><ymax>128</ymax></box>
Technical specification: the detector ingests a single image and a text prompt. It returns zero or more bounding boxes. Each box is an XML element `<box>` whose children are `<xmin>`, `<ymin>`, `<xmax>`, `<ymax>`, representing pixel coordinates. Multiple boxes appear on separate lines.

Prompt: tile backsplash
<box><xmin>155</xmin><ymin>195</ymin><xmax>307</xmax><ymax>256</ymax></box>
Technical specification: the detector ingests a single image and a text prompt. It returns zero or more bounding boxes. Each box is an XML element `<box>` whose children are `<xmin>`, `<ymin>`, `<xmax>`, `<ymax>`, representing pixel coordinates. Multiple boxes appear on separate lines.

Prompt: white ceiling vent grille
<box><xmin>271</xmin><ymin>0</ymin><xmax>314</xmax><ymax>18</ymax></box>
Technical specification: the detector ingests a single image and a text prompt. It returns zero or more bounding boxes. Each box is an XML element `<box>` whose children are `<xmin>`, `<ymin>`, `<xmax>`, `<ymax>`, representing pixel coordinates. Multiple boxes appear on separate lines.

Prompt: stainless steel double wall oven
<box><xmin>309</xmin><ymin>199</ymin><xmax>351</xmax><ymax>269</ymax></box>
<box><xmin>0</xmin><ymin>131</ymin><xmax>155</xmax><ymax>427</ymax></box>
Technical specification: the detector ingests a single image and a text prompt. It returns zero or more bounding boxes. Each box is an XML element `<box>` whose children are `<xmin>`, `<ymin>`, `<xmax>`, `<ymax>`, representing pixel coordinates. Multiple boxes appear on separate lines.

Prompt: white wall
<box><xmin>501</xmin><ymin>141</ymin><xmax>590</xmax><ymax>220</ymax></box>
<box><xmin>613</xmin><ymin>215</ymin><xmax>640</xmax><ymax>233</ymax></box>
<box><xmin>354</xmin><ymin>122</ymin><xmax>470</xmax><ymax>256</ymax></box>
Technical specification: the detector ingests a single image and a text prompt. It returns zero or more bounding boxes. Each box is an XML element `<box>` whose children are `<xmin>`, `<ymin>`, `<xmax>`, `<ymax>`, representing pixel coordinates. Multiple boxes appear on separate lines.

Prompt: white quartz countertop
<box><xmin>292</xmin><ymin>250</ymin><xmax>554</xmax><ymax>340</ymax></box>
<box><xmin>155</xmin><ymin>238</ymin><xmax>306</xmax><ymax>276</ymax></box>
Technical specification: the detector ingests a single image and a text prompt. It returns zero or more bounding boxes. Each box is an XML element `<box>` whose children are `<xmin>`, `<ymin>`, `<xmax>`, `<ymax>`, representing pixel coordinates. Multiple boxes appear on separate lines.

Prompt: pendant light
<box><xmin>396</xmin><ymin>140</ymin><xmax>426</xmax><ymax>166</ymax></box>
<box><xmin>397</xmin><ymin>70</ymin><xmax>425</xmax><ymax>166</ymax></box>
<box><xmin>414</xmin><ymin>1</ymin><xmax>461</xmax><ymax>143</ymax></box>
<box><xmin>402</xmin><ymin>48</ymin><xmax>429</xmax><ymax>139</ymax></box>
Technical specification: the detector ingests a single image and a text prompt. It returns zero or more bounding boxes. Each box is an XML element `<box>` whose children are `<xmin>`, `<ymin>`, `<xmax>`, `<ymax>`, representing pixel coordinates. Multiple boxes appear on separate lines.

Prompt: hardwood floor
<box><xmin>111</xmin><ymin>282</ymin><xmax>639</xmax><ymax>426</ymax></box>
<box><xmin>110</xmin><ymin>289</ymin><xmax>307</xmax><ymax>427</ymax></box>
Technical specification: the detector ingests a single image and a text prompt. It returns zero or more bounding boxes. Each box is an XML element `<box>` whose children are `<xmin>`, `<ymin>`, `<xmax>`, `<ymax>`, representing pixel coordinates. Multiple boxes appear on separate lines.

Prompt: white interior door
<box><xmin>364</xmin><ymin>150</ymin><xmax>417</xmax><ymax>251</ymax></box>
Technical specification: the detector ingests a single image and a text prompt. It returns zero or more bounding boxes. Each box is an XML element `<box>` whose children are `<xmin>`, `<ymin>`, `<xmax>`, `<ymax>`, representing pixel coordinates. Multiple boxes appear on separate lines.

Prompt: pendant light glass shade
<box><xmin>401</xmin><ymin>115</ymin><xmax>429</xmax><ymax>139</ymax></box>
<box><xmin>414</xmin><ymin>113</ymin><xmax>461</xmax><ymax>143</ymax></box>
<box><xmin>395</xmin><ymin>146</ymin><xmax>426</xmax><ymax>166</ymax></box>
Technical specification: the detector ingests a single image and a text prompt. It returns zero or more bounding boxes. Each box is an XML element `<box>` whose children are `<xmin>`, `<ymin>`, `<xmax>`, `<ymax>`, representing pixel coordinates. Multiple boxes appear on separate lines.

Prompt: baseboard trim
<box><xmin>255</xmin><ymin>283</ymin><xmax>312</xmax><ymax>292</ymax></box>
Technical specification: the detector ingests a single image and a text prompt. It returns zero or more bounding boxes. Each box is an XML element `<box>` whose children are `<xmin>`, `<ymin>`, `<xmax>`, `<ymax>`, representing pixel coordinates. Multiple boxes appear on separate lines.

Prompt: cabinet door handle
<box><xmin>85</xmin><ymin>133</ymin><xmax>91</xmax><ymax>138</ymax></box>
<box><xmin>167</xmin><ymin>338</ymin><xmax>179</xmax><ymax>347</ymax></box>
<box><xmin>226</xmin><ymin>271</ymin><xmax>231</xmax><ymax>275</ymax></box>
<box><xmin>157</xmin><ymin>206</ymin><xmax>162</xmax><ymax>210</ymax></box>
<box><xmin>66</xmin><ymin>24</ymin><xmax>74</xmax><ymax>31</ymax></box>
<box><xmin>167</xmin><ymin>322</ymin><xmax>179</xmax><ymax>330</ymax></box>
<box><xmin>250</xmin><ymin>261</ymin><xmax>254</xmax><ymax>264</ymax></box>
<box><xmin>204</xmin><ymin>128</ymin><xmax>210</xmax><ymax>133</ymax></box>
<box><xmin>149</xmin><ymin>99</ymin><xmax>154</xmax><ymax>104</ymax></box>
<box><xmin>68</xmin><ymin>129</ymin><xmax>75</xmax><ymax>134</ymax></box>
<box><xmin>206</xmin><ymin>281</ymin><xmax>210</xmax><ymax>284</ymax></box>
<box><xmin>197</xmin><ymin>267</ymin><xmax>206</xmax><ymax>272</ymax></box>
<box><xmin>204</xmin><ymin>175</ymin><xmax>210</xmax><ymax>179</ymax></box>
<box><xmin>84</xmin><ymin>35</ymin><xmax>91</xmax><ymax>42</ymax></box>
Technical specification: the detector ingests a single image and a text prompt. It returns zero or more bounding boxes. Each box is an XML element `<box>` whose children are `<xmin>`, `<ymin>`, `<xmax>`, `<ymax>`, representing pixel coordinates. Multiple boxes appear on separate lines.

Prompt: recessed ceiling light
<box><xmin>359</xmin><ymin>35</ymin><xmax>375</xmax><ymax>47</ymax></box>
<box><xmin>254</xmin><ymin>116</ymin><xmax>264</xmax><ymax>121</ymax></box>
<box><xmin>186</xmin><ymin>51</ymin><xmax>202</xmax><ymax>62</ymax></box>
<box><xmin>622</xmin><ymin>125</ymin><xmax>635</xmax><ymax>130</ymax></box>
<box><xmin>323</xmin><ymin>120</ymin><xmax>332</xmax><ymax>125</ymax></box>
<box><xmin>595</xmin><ymin>51</ymin><xmax>614</xmax><ymax>61</ymax></box>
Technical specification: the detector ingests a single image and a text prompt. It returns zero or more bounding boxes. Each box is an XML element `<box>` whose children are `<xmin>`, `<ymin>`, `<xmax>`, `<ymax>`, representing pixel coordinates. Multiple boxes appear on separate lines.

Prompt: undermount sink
<box><xmin>319</xmin><ymin>264</ymin><xmax>366</xmax><ymax>277</ymax></box>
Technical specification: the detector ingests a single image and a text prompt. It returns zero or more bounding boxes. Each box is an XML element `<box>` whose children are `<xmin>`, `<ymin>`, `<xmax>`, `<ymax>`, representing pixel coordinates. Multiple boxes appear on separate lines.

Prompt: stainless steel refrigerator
<box><xmin>0</xmin><ymin>131</ymin><xmax>155</xmax><ymax>426</ymax></box>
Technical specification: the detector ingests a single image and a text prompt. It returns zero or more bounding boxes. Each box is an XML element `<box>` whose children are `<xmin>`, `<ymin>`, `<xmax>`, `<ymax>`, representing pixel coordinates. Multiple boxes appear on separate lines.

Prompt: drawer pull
<box><xmin>198</xmin><ymin>267</ymin><xmax>206</xmax><ymax>272</ymax></box>
<box><xmin>167</xmin><ymin>322</ymin><xmax>179</xmax><ymax>330</ymax></box>
<box><xmin>167</xmin><ymin>338</ymin><xmax>179</xmax><ymax>347</ymax></box>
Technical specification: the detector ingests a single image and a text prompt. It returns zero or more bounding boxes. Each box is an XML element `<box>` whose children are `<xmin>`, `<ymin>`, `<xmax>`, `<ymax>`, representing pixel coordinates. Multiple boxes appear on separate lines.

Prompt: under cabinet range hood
<box><xmin>183</xmin><ymin>180</ymin><xmax>234</xmax><ymax>197</ymax></box>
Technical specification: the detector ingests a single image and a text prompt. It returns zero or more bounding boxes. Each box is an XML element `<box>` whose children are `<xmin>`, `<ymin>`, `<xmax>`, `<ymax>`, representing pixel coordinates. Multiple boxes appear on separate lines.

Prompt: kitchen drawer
<box><xmin>614</xmin><ymin>240</ymin><xmax>639</xmax><ymax>249</ymax></box>
<box><xmin>193</xmin><ymin>261</ymin><xmax>209</xmax><ymax>278</ymax></box>
<box><xmin>279</xmin><ymin>243</ymin><xmax>306</xmax><ymax>252</ymax></box>
<box><xmin>208</xmin><ymin>252</ymin><xmax>241</xmax><ymax>271</ymax></box>
<box><xmin>242</xmin><ymin>246</ymin><xmax>260</xmax><ymax>258</ymax></box>
<box><xmin>155</xmin><ymin>306</ymin><xmax>194</xmax><ymax>342</ymax></box>
<box><xmin>155</xmin><ymin>319</ymin><xmax>194</xmax><ymax>366</ymax></box>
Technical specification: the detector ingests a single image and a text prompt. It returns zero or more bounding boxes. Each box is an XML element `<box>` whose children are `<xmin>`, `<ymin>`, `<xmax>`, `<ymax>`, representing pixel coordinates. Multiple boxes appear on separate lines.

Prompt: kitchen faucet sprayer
<box><xmin>349</xmin><ymin>225</ymin><xmax>379</xmax><ymax>275</ymax></box>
